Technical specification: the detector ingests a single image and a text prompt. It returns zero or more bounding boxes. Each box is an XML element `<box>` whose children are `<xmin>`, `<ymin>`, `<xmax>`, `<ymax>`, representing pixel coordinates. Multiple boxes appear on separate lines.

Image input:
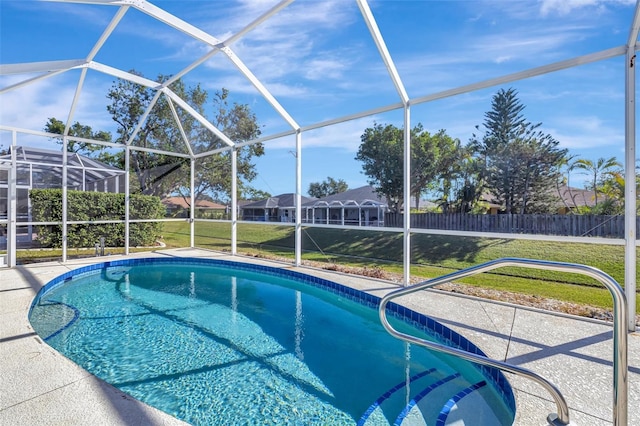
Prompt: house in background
<box><xmin>302</xmin><ymin>185</ymin><xmax>388</xmax><ymax>226</ymax></box>
<box><xmin>480</xmin><ymin>185</ymin><xmax>598</xmax><ymax>215</ymax></box>
<box><xmin>555</xmin><ymin>185</ymin><xmax>598</xmax><ymax>214</ymax></box>
<box><xmin>241</xmin><ymin>193</ymin><xmax>316</xmax><ymax>222</ymax></box>
<box><xmin>162</xmin><ymin>196</ymin><xmax>227</xmax><ymax>218</ymax></box>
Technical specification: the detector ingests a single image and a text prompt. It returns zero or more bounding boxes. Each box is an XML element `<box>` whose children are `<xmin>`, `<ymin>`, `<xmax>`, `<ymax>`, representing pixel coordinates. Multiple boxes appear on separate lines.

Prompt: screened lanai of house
<box><xmin>0</xmin><ymin>146</ymin><xmax>124</xmax><ymax>192</ymax></box>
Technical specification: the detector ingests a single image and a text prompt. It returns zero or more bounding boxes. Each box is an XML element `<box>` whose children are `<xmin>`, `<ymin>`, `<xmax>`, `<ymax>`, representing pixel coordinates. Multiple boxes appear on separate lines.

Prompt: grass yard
<box><xmin>161</xmin><ymin>220</ymin><xmax>639</xmax><ymax>314</ymax></box>
<box><xmin>12</xmin><ymin>220</ymin><xmax>637</xmax><ymax>315</ymax></box>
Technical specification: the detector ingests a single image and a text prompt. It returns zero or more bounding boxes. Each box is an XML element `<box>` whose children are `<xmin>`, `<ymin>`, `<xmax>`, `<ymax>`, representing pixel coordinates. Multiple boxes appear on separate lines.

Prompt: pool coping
<box><xmin>1</xmin><ymin>248</ymin><xmax>639</xmax><ymax>426</ymax></box>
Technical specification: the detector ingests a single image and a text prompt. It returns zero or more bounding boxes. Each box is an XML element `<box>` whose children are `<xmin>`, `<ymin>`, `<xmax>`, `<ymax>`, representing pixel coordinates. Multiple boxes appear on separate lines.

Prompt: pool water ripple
<box><xmin>29</xmin><ymin>258</ymin><xmax>515</xmax><ymax>425</ymax></box>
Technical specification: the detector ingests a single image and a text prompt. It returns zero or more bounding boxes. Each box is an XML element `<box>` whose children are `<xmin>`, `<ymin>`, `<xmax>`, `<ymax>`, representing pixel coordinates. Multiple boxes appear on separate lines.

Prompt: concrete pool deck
<box><xmin>1</xmin><ymin>248</ymin><xmax>638</xmax><ymax>425</ymax></box>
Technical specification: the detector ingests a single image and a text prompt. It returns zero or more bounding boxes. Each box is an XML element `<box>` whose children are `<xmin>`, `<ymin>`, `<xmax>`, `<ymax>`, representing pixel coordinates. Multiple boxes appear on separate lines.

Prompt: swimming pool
<box><xmin>29</xmin><ymin>257</ymin><xmax>516</xmax><ymax>425</ymax></box>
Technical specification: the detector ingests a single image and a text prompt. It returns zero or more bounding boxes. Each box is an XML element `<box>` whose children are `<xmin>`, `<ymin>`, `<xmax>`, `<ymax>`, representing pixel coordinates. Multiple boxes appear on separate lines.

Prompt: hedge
<box><xmin>30</xmin><ymin>189</ymin><xmax>165</xmax><ymax>248</ymax></box>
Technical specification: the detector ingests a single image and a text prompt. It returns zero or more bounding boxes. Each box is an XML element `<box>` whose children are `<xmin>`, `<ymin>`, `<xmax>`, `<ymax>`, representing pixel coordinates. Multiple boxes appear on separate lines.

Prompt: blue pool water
<box><xmin>29</xmin><ymin>258</ymin><xmax>515</xmax><ymax>425</ymax></box>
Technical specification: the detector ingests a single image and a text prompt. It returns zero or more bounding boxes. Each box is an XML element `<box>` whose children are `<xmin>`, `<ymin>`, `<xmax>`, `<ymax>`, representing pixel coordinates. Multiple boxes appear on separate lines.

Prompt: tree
<box><xmin>555</xmin><ymin>154</ymin><xmax>583</xmax><ymax>214</ymax></box>
<box><xmin>308</xmin><ymin>177</ymin><xmax>348</xmax><ymax>198</ymax></box>
<box><xmin>470</xmin><ymin>88</ymin><xmax>568</xmax><ymax>214</ymax></box>
<box><xmin>410</xmin><ymin>126</ymin><xmax>438</xmax><ymax>210</ymax></box>
<box><xmin>355</xmin><ymin>123</ymin><xmax>405</xmax><ymax>212</ymax></box>
<box><xmin>571</xmin><ymin>156</ymin><xmax>622</xmax><ymax>206</ymax></box>
<box><xmin>107</xmin><ymin>72</ymin><xmax>190</xmax><ymax>197</ymax></box>
<box><xmin>356</xmin><ymin>123</ymin><xmax>462</xmax><ymax>212</ymax></box>
<box><xmin>437</xmin><ymin>151</ymin><xmax>486</xmax><ymax>214</ymax></box>
<box><xmin>423</xmin><ymin>130</ymin><xmax>469</xmax><ymax>213</ymax></box>
<box><xmin>106</xmin><ymin>73</ymin><xmax>263</xmax><ymax>201</ymax></box>
<box><xmin>592</xmin><ymin>159</ymin><xmax>640</xmax><ymax>215</ymax></box>
<box><xmin>44</xmin><ymin>117</ymin><xmax>112</xmax><ymax>155</ymax></box>
<box><xmin>243</xmin><ymin>188</ymin><xmax>271</xmax><ymax>201</ymax></box>
<box><xmin>187</xmin><ymin>88</ymin><xmax>264</xmax><ymax>203</ymax></box>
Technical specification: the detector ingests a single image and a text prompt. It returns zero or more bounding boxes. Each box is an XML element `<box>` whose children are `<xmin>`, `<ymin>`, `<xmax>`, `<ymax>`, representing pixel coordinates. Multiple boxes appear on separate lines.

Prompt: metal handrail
<box><xmin>378</xmin><ymin>257</ymin><xmax>628</xmax><ymax>426</ymax></box>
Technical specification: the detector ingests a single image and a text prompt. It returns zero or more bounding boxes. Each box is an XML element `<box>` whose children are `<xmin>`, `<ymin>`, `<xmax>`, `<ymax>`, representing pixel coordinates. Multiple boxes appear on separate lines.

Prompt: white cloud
<box><xmin>0</xmin><ymin>73</ymin><xmax>116</xmax><ymax>141</ymax></box>
<box><xmin>539</xmin><ymin>0</ymin><xmax>632</xmax><ymax>16</ymax></box>
<box><xmin>11</xmin><ymin>1</ymin><xmax>114</xmax><ymax>28</ymax></box>
<box><xmin>488</xmin><ymin>0</ymin><xmax>633</xmax><ymax>19</ymax></box>
<box><xmin>231</xmin><ymin>0</ymin><xmax>355</xmax><ymax>37</ymax></box>
<box><xmin>395</xmin><ymin>20</ymin><xmax>598</xmax><ymax>91</ymax></box>
<box><xmin>494</xmin><ymin>56</ymin><xmax>513</xmax><ymax>64</ymax></box>
<box><xmin>260</xmin><ymin>81</ymin><xmax>310</xmax><ymax>98</ymax></box>
<box><xmin>0</xmin><ymin>76</ymin><xmax>74</xmax><ymax>130</ymax></box>
<box><xmin>190</xmin><ymin>1</ymin><xmax>362</xmax><ymax>98</ymax></box>
<box><xmin>544</xmin><ymin>116</ymin><xmax>624</xmax><ymax>150</ymax></box>
<box><xmin>471</xmin><ymin>26</ymin><xmax>591</xmax><ymax>64</ymax></box>
<box><xmin>261</xmin><ymin>117</ymin><xmax>377</xmax><ymax>152</ymax></box>
<box><xmin>304</xmin><ymin>58</ymin><xmax>348</xmax><ymax>81</ymax></box>
<box><xmin>301</xmin><ymin>120</ymin><xmax>373</xmax><ymax>152</ymax></box>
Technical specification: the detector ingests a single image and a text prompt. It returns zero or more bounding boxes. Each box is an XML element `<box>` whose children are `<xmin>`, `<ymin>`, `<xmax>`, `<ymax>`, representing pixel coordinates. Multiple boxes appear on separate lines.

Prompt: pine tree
<box><xmin>470</xmin><ymin>88</ymin><xmax>568</xmax><ymax>214</ymax></box>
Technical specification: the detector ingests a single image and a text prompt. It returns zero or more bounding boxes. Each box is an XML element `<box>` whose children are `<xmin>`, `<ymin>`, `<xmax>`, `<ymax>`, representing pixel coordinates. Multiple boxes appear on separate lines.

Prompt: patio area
<box><xmin>0</xmin><ymin>248</ymin><xmax>638</xmax><ymax>425</ymax></box>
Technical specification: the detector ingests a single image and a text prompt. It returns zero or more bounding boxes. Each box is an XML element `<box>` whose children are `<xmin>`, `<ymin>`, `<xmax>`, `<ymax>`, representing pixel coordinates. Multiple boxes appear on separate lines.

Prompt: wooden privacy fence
<box><xmin>384</xmin><ymin>213</ymin><xmax>640</xmax><ymax>238</ymax></box>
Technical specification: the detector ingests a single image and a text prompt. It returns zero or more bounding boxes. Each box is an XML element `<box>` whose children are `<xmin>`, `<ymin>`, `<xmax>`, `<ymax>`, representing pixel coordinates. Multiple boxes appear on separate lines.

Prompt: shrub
<box><xmin>30</xmin><ymin>189</ymin><xmax>165</xmax><ymax>248</ymax></box>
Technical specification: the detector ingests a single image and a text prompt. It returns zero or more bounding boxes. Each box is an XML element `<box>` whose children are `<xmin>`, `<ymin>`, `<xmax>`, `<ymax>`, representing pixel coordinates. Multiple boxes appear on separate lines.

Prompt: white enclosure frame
<box><xmin>0</xmin><ymin>0</ymin><xmax>637</xmax><ymax>331</ymax></box>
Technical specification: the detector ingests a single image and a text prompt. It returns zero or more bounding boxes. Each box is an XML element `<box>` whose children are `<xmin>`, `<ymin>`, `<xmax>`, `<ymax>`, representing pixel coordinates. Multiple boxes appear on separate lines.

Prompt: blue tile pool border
<box><xmin>30</xmin><ymin>256</ymin><xmax>517</xmax><ymax>414</ymax></box>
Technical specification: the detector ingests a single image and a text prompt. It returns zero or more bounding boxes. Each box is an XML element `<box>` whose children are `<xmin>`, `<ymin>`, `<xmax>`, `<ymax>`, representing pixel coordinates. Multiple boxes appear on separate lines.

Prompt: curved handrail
<box><xmin>378</xmin><ymin>257</ymin><xmax>628</xmax><ymax>426</ymax></box>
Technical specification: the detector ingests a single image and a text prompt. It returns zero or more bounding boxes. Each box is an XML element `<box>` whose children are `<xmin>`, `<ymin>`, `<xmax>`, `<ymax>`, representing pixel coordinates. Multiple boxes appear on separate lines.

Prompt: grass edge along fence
<box><xmin>386</xmin><ymin>212</ymin><xmax>640</xmax><ymax>238</ymax></box>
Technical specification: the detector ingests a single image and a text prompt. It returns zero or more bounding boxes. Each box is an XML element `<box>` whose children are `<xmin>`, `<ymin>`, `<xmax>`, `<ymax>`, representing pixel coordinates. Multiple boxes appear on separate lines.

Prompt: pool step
<box><xmin>357</xmin><ymin>368</ymin><xmax>439</xmax><ymax>426</ymax></box>
<box><xmin>434</xmin><ymin>382</ymin><xmax>505</xmax><ymax>426</ymax></box>
<box><xmin>395</xmin><ymin>373</ymin><xmax>464</xmax><ymax>425</ymax></box>
<box><xmin>359</xmin><ymin>371</ymin><xmax>498</xmax><ymax>426</ymax></box>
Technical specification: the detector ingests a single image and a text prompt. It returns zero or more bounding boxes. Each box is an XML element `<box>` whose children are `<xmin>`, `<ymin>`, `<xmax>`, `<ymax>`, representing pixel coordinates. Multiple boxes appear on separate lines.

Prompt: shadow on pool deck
<box><xmin>0</xmin><ymin>254</ymin><xmax>189</xmax><ymax>426</ymax></box>
<box><xmin>0</xmin><ymin>248</ymin><xmax>638</xmax><ymax>426</ymax></box>
<box><xmin>433</xmin><ymin>314</ymin><xmax>640</xmax><ymax>375</ymax></box>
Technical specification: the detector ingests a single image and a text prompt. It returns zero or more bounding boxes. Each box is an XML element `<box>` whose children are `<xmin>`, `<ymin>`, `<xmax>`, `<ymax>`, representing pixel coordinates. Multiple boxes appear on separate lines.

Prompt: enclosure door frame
<box><xmin>0</xmin><ymin>162</ymin><xmax>15</xmax><ymax>267</ymax></box>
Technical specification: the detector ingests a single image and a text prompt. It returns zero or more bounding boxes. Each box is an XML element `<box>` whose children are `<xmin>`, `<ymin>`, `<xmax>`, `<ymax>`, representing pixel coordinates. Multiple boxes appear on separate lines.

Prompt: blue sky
<box><xmin>0</xmin><ymin>0</ymin><xmax>637</xmax><ymax>197</ymax></box>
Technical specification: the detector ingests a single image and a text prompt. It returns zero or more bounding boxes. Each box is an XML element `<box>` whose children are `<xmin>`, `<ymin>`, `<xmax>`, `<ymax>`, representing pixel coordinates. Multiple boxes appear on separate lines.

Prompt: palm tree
<box><xmin>571</xmin><ymin>157</ymin><xmax>622</xmax><ymax>206</ymax></box>
<box><xmin>557</xmin><ymin>154</ymin><xmax>580</xmax><ymax>214</ymax></box>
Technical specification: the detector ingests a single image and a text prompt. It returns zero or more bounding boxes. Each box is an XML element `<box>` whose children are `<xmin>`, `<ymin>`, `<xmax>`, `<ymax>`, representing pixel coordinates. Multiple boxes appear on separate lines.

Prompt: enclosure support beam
<box><xmin>125</xmin><ymin>90</ymin><xmax>162</xmax><ymax>147</ymax></box>
<box><xmin>0</xmin><ymin>68</ymin><xmax>75</xmax><ymax>96</ymax></box>
<box><xmin>124</xmin><ymin>145</ymin><xmax>130</xmax><ymax>255</ymax></box>
<box><xmin>403</xmin><ymin>105</ymin><xmax>411</xmax><ymax>286</ymax></box>
<box><xmin>62</xmin><ymin>137</ymin><xmax>68</xmax><ymax>262</ymax></box>
<box><xmin>357</xmin><ymin>0</ymin><xmax>411</xmax><ymax>284</ymax></box>
<box><xmin>86</xmin><ymin>5</ymin><xmax>129</xmax><ymax>62</ymax></box>
<box><xmin>231</xmin><ymin>148</ymin><xmax>237</xmax><ymax>255</ymax></box>
<box><xmin>167</xmin><ymin>98</ymin><xmax>194</xmax><ymax>157</ymax></box>
<box><xmin>358</xmin><ymin>0</ymin><xmax>409</xmax><ymax>103</ymax></box>
<box><xmin>295</xmin><ymin>130</ymin><xmax>302</xmax><ymax>267</ymax></box>
<box><xmin>162</xmin><ymin>0</ymin><xmax>293</xmax><ymax>88</ymax></box>
<box><xmin>7</xmin><ymin>132</ymin><xmax>17</xmax><ymax>268</ymax></box>
<box><xmin>163</xmin><ymin>88</ymin><xmax>236</xmax><ymax>148</ymax></box>
<box><xmin>357</xmin><ymin>0</ymin><xmax>409</xmax><ymax>104</ymax></box>
<box><xmin>118</xmin><ymin>0</ymin><xmax>298</xmax><ymax>132</ymax></box>
<box><xmin>65</xmin><ymin>67</ymin><xmax>88</xmax><ymax>139</ymax></box>
<box><xmin>624</xmin><ymin>4</ymin><xmax>640</xmax><ymax>332</ymax></box>
<box><xmin>190</xmin><ymin>158</ymin><xmax>195</xmax><ymax>248</ymax></box>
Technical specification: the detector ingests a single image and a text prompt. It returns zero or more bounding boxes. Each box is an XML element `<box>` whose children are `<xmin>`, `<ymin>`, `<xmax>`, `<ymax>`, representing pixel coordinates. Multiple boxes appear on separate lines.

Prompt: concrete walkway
<box><xmin>1</xmin><ymin>248</ymin><xmax>638</xmax><ymax>425</ymax></box>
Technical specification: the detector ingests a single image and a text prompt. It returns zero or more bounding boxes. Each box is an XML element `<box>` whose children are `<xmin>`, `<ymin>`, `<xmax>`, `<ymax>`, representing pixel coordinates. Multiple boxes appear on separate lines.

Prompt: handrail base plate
<box><xmin>547</xmin><ymin>413</ymin><xmax>571</xmax><ymax>426</ymax></box>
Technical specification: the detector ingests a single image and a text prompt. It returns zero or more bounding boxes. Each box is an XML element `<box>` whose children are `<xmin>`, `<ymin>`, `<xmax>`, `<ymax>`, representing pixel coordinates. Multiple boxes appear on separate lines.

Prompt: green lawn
<box><xmin>14</xmin><ymin>220</ymin><xmax>637</xmax><ymax>314</ymax></box>
<box><xmin>161</xmin><ymin>221</ymin><xmax>639</xmax><ymax>314</ymax></box>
